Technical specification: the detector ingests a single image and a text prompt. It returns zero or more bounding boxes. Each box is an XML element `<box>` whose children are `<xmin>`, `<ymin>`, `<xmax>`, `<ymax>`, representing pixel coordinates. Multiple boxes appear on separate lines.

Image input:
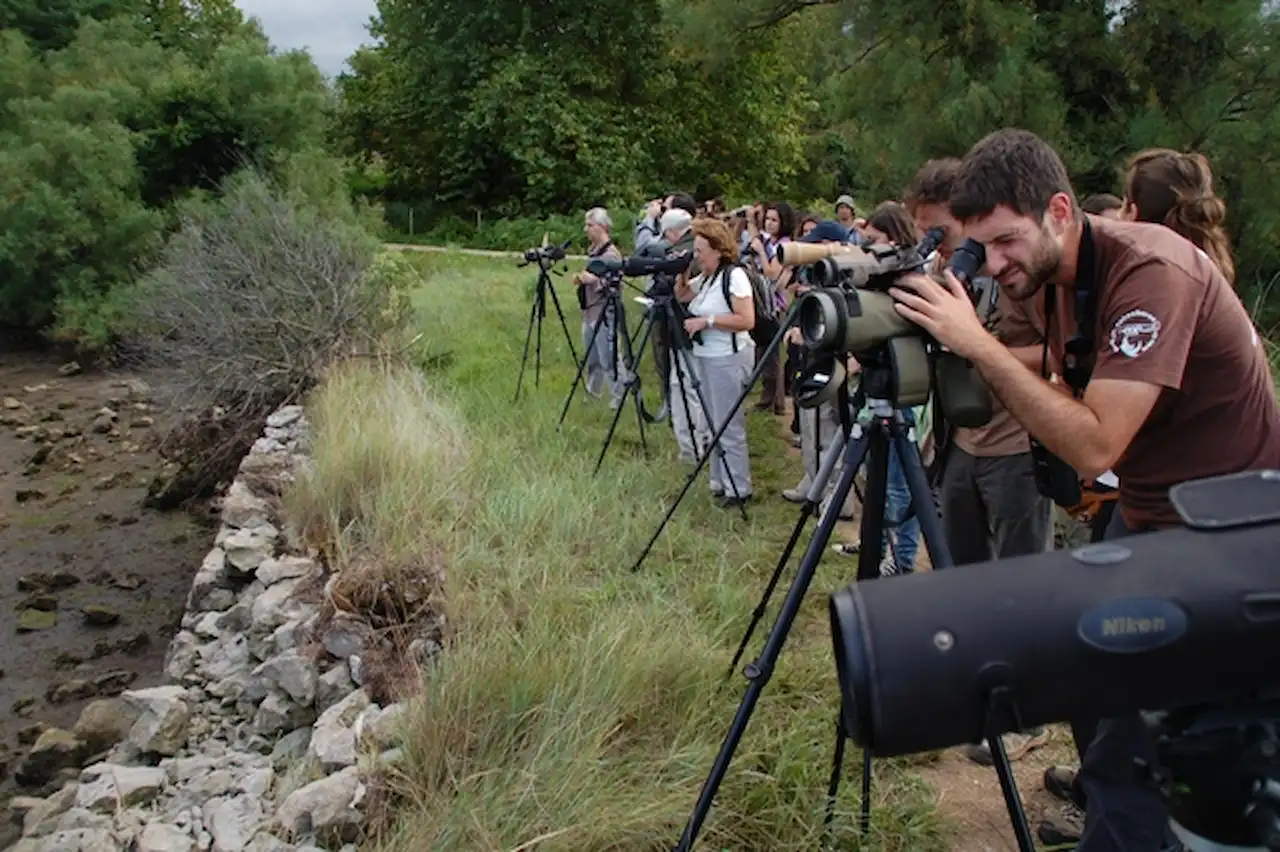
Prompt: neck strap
<box><xmin>1041</xmin><ymin>216</ymin><xmax>1099</xmax><ymax>396</ymax></box>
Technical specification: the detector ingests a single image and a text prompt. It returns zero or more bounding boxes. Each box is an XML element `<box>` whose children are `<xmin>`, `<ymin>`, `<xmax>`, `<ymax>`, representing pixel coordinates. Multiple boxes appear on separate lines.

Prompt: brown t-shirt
<box><xmin>955</xmin><ymin>284</ymin><xmax>1043</xmax><ymax>457</ymax></box>
<box><xmin>1046</xmin><ymin>215</ymin><xmax>1280</xmax><ymax>529</ymax></box>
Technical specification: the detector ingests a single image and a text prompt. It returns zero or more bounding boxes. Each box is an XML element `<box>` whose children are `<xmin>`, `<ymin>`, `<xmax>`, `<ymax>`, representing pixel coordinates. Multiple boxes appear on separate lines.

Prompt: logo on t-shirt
<box><xmin>1109</xmin><ymin>309</ymin><xmax>1161</xmax><ymax>358</ymax></box>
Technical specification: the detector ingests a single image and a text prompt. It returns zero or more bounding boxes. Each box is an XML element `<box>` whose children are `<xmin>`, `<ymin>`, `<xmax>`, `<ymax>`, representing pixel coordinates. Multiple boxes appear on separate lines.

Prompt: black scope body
<box><xmin>587</xmin><ymin>249</ymin><xmax>693</xmax><ymax>280</ymax></box>
<box><xmin>829</xmin><ymin>470</ymin><xmax>1280</xmax><ymax>759</ymax></box>
<box><xmin>520</xmin><ymin>239</ymin><xmax>572</xmax><ymax>265</ymax></box>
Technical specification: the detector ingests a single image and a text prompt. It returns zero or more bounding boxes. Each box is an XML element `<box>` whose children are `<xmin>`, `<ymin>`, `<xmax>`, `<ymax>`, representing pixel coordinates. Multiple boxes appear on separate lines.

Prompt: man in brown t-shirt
<box><xmin>891</xmin><ymin>127</ymin><xmax>1280</xmax><ymax>852</ymax></box>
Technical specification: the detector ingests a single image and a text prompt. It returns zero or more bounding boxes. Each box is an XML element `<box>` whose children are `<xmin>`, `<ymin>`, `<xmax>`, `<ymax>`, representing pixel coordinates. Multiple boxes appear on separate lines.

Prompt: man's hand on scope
<box><xmin>889</xmin><ymin>270</ymin><xmax>990</xmax><ymax>359</ymax></box>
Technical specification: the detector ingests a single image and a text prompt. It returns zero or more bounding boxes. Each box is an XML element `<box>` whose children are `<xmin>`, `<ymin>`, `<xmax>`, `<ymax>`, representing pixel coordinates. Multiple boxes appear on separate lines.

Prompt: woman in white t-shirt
<box><xmin>675</xmin><ymin>218</ymin><xmax>756</xmax><ymax>507</ymax></box>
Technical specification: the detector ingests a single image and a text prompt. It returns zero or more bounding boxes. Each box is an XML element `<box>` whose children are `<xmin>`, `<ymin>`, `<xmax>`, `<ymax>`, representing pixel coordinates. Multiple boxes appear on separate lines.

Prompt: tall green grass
<box><xmin>294</xmin><ymin>250</ymin><xmax>950</xmax><ymax>851</ymax></box>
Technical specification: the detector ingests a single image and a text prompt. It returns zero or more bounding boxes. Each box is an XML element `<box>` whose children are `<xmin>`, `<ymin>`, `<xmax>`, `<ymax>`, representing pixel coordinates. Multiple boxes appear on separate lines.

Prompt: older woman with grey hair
<box><xmin>573</xmin><ymin>207</ymin><xmax>626</xmax><ymax>405</ymax></box>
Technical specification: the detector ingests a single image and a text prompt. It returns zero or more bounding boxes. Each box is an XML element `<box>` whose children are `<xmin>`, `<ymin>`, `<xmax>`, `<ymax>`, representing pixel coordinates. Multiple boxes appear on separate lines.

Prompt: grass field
<box><xmin>291</xmin><ymin>249</ymin><xmax>955</xmax><ymax>851</ymax></box>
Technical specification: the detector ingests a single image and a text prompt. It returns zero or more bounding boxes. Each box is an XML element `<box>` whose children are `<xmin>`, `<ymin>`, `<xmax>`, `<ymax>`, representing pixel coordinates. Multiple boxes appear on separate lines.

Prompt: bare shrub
<box><xmin>130</xmin><ymin>167</ymin><xmax>413</xmax><ymax>507</ymax></box>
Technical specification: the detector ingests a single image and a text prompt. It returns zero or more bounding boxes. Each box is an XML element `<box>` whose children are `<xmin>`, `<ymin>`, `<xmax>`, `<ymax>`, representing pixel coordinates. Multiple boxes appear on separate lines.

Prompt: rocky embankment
<box><xmin>5</xmin><ymin>407</ymin><xmax>410</xmax><ymax>852</ymax></box>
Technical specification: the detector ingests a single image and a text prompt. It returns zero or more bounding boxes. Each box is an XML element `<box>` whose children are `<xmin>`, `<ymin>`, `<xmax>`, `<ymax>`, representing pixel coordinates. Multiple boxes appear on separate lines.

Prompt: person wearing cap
<box><xmin>834</xmin><ymin>194</ymin><xmax>857</xmax><ymax>231</ymax></box>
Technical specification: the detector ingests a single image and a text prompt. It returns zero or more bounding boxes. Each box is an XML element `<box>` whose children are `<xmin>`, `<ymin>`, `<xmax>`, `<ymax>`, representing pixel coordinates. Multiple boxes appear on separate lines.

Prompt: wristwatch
<box><xmin>707</xmin><ymin>315</ymin><xmax>716</xmax><ymax>328</ymax></box>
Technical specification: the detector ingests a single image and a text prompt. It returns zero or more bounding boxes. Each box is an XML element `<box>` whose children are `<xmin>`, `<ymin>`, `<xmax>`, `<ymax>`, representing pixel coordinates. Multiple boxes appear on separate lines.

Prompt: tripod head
<box><xmin>1147</xmin><ymin>700</ymin><xmax>1280</xmax><ymax>851</ymax></box>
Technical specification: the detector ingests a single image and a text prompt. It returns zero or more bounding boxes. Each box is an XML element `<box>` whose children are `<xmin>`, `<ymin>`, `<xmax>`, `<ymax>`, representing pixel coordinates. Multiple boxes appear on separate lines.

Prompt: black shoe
<box><xmin>718</xmin><ymin>494</ymin><xmax>751</xmax><ymax>509</ymax></box>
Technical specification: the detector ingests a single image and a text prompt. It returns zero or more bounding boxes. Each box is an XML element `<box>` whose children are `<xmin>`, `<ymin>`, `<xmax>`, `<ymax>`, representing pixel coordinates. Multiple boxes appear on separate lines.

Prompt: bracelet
<box><xmin>707</xmin><ymin>315</ymin><xmax>716</xmax><ymax>328</ymax></box>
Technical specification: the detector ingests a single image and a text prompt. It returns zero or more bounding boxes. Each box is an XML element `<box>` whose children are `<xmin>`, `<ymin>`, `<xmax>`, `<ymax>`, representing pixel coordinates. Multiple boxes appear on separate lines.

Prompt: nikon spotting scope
<box><xmin>831</xmin><ymin>469</ymin><xmax>1280</xmax><ymax>852</ymax></box>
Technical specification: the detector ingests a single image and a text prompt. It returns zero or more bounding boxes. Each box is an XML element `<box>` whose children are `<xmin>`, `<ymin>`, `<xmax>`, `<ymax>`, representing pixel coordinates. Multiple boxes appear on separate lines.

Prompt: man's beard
<box><xmin>1003</xmin><ymin>229</ymin><xmax>1063</xmax><ymax>301</ymax></box>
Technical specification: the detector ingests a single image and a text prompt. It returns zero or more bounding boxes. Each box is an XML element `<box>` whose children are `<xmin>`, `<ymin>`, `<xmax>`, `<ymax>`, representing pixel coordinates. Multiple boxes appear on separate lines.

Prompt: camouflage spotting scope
<box><xmin>778</xmin><ymin>230</ymin><xmax>993</xmax><ymax>428</ymax></box>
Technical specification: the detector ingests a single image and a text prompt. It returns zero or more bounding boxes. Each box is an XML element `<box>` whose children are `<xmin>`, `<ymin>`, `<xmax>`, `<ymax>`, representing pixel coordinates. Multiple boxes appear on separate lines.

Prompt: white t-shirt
<box><xmin>688</xmin><ymin>266</ymin><xmax>754</xmax><ymax>358</ymax></box>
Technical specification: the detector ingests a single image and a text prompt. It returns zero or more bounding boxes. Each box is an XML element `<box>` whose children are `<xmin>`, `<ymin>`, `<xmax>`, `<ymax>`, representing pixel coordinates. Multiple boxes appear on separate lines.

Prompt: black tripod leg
<box><xmin>557</xmin><ymin>301</ymin><xmax>609</xmax><ymax>429</ymax></box>
<box><xmin>594</xmin><ymin>314</ymin><xmax>656</xmax><ymax>475</ymax></box>
<box><xmin>672</xmin><ymin>428</ymin><xmax>871</xmax><ymax>852</ymax></box>
<box><xmin>987</xmin><ymin>730</ymin><xmax>1037</xmax><ymax>852</ymax></box>
<box><xmin>544</xmin><ymin>268</ymin><xmax>582</xmax><ymax>366</ymax></box>
<box><xmin>726</xmin><ymin>424</ymin><xmax>849</xmax><ymax>680</ymax></box>
<box><xmin>514</xmin><ymin>284</ymin><xmax>541</xmax><ymax>403</ymax></box>
<box><xmin>633</xmin><ymin>306</ymin><xmax>798</xmax><ymax>573</ymax></box>
<box><xmin>630</xmin><ymin>324</ymin><xmax>651</xmax><ymax>460</ymax></box>
<box><xmin>859</xmin><ymin>748</ymin><xmax>873</xmax><ymax>833</ymax></box>
<box><xmin>855</xmin><ymin>421</ymin><xmax>892</xmax><ymax>584</ymax></box>
<box><xmin>824</xmin><ymin>710</ymin><xmax>848</xmax><ymax>833</ymax></box>
<box><xmin>891</xmin><ymin>427</ymin><xmax>953</xmax><ymax>570</ymax></box>
<box><xmin>535</xmin><ymin>277</ymin><xmax>545</xmax><ymax>391</ymax></box>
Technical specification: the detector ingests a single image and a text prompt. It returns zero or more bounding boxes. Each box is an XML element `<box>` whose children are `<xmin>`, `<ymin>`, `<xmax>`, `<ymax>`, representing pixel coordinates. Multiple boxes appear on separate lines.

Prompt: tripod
<box><xmin>631</xmin><ymin>303</ymin><xmax>798</xmax><ymax>571</ymax></box>
<box><xmin>593</xmin><ymin>291</ymin><xmax>747</xmax><ymax>513</ymax></box>
<box><xmin>670</xmin><ymin>362</ymin><xmax>1036</xmax><ymax>852</ymax></box>
<box><xmin>556</xmin><ymin>280</ymin><xmax>647</xmax><ymax>436</ymax></box>
<box><xmin>514</xmin><ymin>247</ymin><xmax>581</xmax><ymax>403</ymax></box>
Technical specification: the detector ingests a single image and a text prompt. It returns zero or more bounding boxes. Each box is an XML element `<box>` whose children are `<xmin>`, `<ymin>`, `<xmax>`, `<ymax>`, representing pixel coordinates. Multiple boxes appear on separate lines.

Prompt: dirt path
<box><xmin>0</xmin><ymin>352</ymin><xmax>213</xmax><ymax>804</ymax></box>
<box><xmin>917</xmin><ymin>732</ymin><xmax>1076</xmax><ymax>850</ymax></box>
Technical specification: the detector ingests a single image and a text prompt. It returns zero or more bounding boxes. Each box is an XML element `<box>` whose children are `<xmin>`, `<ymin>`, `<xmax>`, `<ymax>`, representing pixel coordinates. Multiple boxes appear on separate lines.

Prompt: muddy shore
<box><xmin>0</xmin><ymin>352</ymin><xmax>213</xmax><ymax>811</ymax></box>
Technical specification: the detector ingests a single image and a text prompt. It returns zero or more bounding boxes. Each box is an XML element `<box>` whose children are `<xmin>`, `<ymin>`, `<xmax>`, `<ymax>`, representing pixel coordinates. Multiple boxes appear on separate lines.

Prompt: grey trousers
<box><xmin>582</xmin><ymin>314</ymin><xmax>625</xmax><ymax>402</ymax></box>
<box><xmin>939</xmin><ymin>447</ymin><xmax>1052</xmax><ymax>564</ymax></box>
<box><xmin>693</xmin><ymin>347</ymin><xmax>754</xmax><ymax>497</ymax></box>
<box><xmin>669</xmin><ymin>348</ymin><xmax>709</xmax><ymax>463</ymax></box>
<box><xmin>799</xmin><ymin>400</ymin><xmax>842</xmax><ymax>487</ymax></box>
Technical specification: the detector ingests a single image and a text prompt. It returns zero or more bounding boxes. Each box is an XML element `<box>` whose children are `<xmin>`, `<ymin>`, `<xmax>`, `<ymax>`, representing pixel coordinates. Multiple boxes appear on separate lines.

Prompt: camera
<box><xmin>520</xmin><ymin>239</ymin><xmax>571</xmax><ymax>266</ymax></box>
<box><xmin>586</xmin><ymin>249</ymin><xmax>693</xmax><ymax>284</ymax></box>
<box><xmin>587</xmin><ymin>250</ymin><xmax>701</xmax><ymax>343</ymax></box>
<box><xmin>779</xmin><ymin>231</ymin><xmax>993</xmax><ymax>427</ymax></box>
<box><xmin>1031</xmin><ymin>438</ymin><xmax>1084</xmax><ymax>507</ymax></box>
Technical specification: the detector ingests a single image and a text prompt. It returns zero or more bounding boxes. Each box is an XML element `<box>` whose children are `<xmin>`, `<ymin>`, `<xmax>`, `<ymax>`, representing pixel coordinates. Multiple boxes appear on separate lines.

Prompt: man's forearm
<box><xmin>971</xmin><ymin>336</ymin><xmax>1108</xmax><ymax>477</ymax></box>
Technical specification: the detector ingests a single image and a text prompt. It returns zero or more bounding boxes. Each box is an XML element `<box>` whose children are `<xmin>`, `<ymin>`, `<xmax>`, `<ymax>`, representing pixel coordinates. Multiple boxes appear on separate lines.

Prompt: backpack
<box><xmin>718</xmin><ymin>263</ymin><xmax>781</xmax><ymax>350</ymax></box>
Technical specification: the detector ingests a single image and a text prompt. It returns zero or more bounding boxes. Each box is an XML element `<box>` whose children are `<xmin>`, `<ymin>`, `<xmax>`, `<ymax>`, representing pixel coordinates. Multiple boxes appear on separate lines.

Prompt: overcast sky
<box><xmin>235</xmin><ymin>0</ymin><xmax>379</xmax><ymax>77</ymax></box>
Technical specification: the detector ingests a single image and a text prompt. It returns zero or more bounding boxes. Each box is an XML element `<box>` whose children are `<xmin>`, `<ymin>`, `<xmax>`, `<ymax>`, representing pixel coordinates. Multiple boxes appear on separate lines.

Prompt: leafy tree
<box><xmin>341</xmin><ymin>0</ymin><xmax>814</xmax><ymax>217</ymax></box>
<box><xmin>0</xmin><ymin>6</ymin><xmax>338</xmax><ymax>348</ymax></box>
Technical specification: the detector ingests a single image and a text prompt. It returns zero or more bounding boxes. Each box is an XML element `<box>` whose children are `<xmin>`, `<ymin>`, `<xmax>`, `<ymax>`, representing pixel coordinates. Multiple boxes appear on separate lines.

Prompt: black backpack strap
<box><xmin>718</xmin><ymin>265</ymin><xmax>739</xmax><ymax>353</ymax></box>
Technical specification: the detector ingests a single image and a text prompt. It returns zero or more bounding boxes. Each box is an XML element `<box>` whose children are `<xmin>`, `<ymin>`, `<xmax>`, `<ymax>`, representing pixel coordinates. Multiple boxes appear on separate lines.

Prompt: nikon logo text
<box><xmin>1078</xmin><ymin>598</ymin><xmax>1188</xmax><ymax>654</ymax></box>
<box><xmin>1101</xmin><ymin>616</ymin><xmax>1167</xmax><ymax>637</ymax></box>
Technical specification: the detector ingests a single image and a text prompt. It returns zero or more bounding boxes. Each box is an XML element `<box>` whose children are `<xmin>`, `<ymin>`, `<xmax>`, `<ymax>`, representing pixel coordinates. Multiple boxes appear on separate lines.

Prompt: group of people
<box><xmin>572</xmin><ymin>130</ymin><xmax>1275</xmax><ymax>852</ymax></box>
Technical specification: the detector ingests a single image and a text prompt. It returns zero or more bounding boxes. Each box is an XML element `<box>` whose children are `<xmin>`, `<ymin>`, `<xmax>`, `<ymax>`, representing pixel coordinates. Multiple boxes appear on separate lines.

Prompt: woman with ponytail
<box><xmin>1122</xmin><ymin>148</ymin><xmax>1236</xmax><ymax>285</ymax></box>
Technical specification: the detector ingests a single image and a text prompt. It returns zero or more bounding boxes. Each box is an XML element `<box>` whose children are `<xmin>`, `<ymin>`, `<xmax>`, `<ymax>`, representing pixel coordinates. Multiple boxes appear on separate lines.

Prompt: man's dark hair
<box><xmin>903</xmin><ymin>158</ymin><xmax>962</xmax><ymax>215</ymax></box>
<box><xmin>1081</xmin><ymin>192</ymin><xmax>1123</xmax><ymax>215</ymax></box>
<box><xmin>949</xmin><ymin>128</ymin><xmax>1077</xmax><ymax>222</ymax></box>
<box><xmin>667</xmin><ymin>193</ymin><xmax>697</xmax><ymax>216</ymax></box>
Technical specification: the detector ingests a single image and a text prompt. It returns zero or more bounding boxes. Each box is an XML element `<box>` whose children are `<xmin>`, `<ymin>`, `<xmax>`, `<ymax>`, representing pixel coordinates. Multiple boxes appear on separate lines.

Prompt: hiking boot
<box><xmin>963</xmin><ymin>727</ymin><xmax>1050</xmax><ymax>766</ymax></box>
<box><xmin>1044</xmin><ymin>765</ymin><xmax>1086</xmax><ymax>810</ymax></box>
<box><xmin>1037</xmin><ymin>802</ymin><xmax>1084</xmax><ymax>847</ymax></box>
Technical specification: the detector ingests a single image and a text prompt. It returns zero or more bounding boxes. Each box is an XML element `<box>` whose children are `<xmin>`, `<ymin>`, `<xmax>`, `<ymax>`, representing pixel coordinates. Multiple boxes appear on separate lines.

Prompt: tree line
<box><xmin>2</xmin><ymin>0</ymin><xmax>1277</xmax><ymax>352</ymax></box>
<box><xmin>336</xmin><ymin>0</ymin><xmax>1280</xmax><ymax>291</ymax></box>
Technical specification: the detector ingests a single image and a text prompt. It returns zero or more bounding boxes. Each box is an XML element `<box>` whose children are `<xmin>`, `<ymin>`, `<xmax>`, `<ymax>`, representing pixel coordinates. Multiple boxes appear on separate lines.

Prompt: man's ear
<box><xmin>1046</xmin><ymin>192</ymin><xmax>1076</xmax><ymax>232</ymax></box>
